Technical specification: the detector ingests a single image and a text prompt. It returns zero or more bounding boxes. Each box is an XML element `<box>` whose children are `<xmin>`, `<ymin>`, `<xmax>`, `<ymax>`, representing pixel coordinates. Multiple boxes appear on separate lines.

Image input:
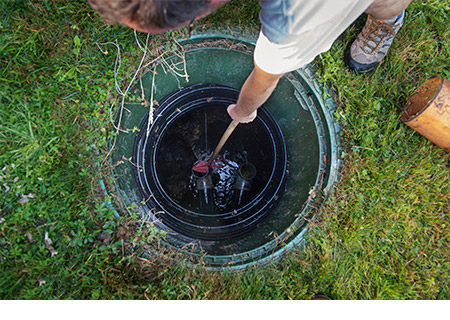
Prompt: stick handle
<box><xmin>208</xmin><ymin>120</ymin><xmax>239</xmax><ymax>165</ymax></box>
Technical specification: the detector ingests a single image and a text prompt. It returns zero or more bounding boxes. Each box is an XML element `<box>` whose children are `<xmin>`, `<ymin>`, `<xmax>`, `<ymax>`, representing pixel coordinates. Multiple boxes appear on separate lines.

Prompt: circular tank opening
<box><xmin>133</xmin><ymin>84</ymin><xmax>287</xmax><ymax>242</ymax></box>
<box><xmin>107</xmin><ymin>34</ymin><xmax>341</xmax><ymax>269</ymax></box>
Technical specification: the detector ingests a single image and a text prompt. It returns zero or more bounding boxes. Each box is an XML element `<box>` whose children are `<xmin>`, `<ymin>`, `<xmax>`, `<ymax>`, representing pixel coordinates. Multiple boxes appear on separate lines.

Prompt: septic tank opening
<box><xmin>106</xmin><ymin>34</ymin><xmax>341</xmax><ymax>269</ymax></box>
<box><xmin>133</xmin><ymin>84</ymin><xmax>287</xmax><ymax>241</ymax></box>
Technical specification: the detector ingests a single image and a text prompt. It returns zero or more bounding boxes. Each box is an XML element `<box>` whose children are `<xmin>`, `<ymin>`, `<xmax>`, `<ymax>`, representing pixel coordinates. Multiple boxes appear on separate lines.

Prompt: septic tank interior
<box><xmin>107</xmin><ymin>31</ymin><xmax>341</xmax><ymax>269</ymax></box>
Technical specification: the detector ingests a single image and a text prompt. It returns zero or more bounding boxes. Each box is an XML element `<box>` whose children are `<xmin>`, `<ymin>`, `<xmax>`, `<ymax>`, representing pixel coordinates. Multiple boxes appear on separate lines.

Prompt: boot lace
<box><xmin>359</xmin><ymin>17</ymin><xmax>396</xmax><ymax>54</ymax></box>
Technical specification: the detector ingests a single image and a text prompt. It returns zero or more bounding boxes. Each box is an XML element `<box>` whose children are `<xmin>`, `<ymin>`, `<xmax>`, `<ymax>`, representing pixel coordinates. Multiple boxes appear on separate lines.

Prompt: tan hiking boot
<box><xmin>346</xmin><ymin>11</ymin><xmax>405</xmax><ymax>73</ymax></box>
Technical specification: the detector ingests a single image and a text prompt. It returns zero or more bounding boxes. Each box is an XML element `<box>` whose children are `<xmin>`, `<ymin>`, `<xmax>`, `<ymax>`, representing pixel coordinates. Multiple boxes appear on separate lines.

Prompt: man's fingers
<box><xmin>227</xmin><ymin>104</ymin><xmax>257</xmax><ymax>123</ymax></box>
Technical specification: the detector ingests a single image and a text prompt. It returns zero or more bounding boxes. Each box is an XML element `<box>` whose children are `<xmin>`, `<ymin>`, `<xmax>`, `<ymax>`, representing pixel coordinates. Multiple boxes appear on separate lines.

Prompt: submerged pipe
<box><xmin>233</xmin><ymin>163</ymin><xmax>257</xmax><ymax>207</ymax></box>
<box><xmin>193</xmin><ymin>168</ymin><xmax>215</xmax><ymax>213</ymax></box>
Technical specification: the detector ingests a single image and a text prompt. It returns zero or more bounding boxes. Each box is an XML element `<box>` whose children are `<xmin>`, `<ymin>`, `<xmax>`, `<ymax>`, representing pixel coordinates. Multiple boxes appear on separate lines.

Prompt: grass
<box><xmin>0</xmin><ymin>0</ymin><xmax>448</xmax><ymax>299</ymax></box>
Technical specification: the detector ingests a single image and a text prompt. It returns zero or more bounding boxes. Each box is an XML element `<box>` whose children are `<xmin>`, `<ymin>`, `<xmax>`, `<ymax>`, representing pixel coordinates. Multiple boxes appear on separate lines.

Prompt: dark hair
<box><xmin>88</xmin><ymin>0</ymin><xmax>210</xmax><ymax>28</ymax></box>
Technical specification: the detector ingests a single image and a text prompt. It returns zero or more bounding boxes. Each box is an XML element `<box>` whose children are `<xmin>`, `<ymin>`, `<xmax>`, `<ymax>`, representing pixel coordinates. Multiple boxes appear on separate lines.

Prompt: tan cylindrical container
<box><xmin>401</xmin><ymin>76</ymin><xmax>450</xmax><ymax>152</ymax></box>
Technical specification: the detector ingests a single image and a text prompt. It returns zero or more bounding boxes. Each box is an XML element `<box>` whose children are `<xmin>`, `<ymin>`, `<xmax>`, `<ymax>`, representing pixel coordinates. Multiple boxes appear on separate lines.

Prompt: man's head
<box><xmin>88</xmin><ymin>0</ymin><xmax>228</xmax><ymax>33</ymax></box>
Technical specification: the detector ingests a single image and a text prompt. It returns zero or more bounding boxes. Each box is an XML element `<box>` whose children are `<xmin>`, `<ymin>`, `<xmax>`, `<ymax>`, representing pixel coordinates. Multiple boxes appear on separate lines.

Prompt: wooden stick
<box><xmin>208</xmin><ymin>120</ymin><xmax>239</xmax><ymax>165</ymax></box>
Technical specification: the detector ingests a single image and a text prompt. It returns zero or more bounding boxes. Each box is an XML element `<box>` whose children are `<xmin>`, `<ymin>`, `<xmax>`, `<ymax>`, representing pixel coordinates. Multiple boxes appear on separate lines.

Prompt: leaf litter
<box><xmin>44</xmin><ymin>232</ymin><xmax>58</xmax><ymax>257</ymax></box>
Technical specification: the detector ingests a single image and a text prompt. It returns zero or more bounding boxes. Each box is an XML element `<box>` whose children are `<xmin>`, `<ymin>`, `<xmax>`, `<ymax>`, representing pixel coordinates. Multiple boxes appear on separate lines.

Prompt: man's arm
<box><xmin>228</xmin><ymin>63</ymin><xmax>284</xmax><ymax>123</ymax></box>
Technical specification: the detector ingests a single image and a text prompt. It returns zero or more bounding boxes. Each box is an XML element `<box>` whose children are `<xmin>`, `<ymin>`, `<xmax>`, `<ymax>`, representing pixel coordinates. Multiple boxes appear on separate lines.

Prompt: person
<box><xmin>88</xmin><ymin>0</ymin><xmax>411</xmax><ymax>123</ymax></box>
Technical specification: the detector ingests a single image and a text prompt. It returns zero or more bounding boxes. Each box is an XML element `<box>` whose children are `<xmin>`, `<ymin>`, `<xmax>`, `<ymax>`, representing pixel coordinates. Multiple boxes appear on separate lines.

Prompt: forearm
<box><xmin>228</xmin><ymin>63</ymin><xmax>284</xmax><ymax>122</ymax></box>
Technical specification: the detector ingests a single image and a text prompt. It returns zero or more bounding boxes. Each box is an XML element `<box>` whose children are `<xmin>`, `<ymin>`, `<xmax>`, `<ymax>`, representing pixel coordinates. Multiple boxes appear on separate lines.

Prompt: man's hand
<box><xmin>227</xmin><ymin>104</ymin><xmax>257</xmax><ymax>123</ymax></box>
<box><xmin>227</xmin><ymin>63</ymin><xmax>284</xmax><ymax>123</ymax></box>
